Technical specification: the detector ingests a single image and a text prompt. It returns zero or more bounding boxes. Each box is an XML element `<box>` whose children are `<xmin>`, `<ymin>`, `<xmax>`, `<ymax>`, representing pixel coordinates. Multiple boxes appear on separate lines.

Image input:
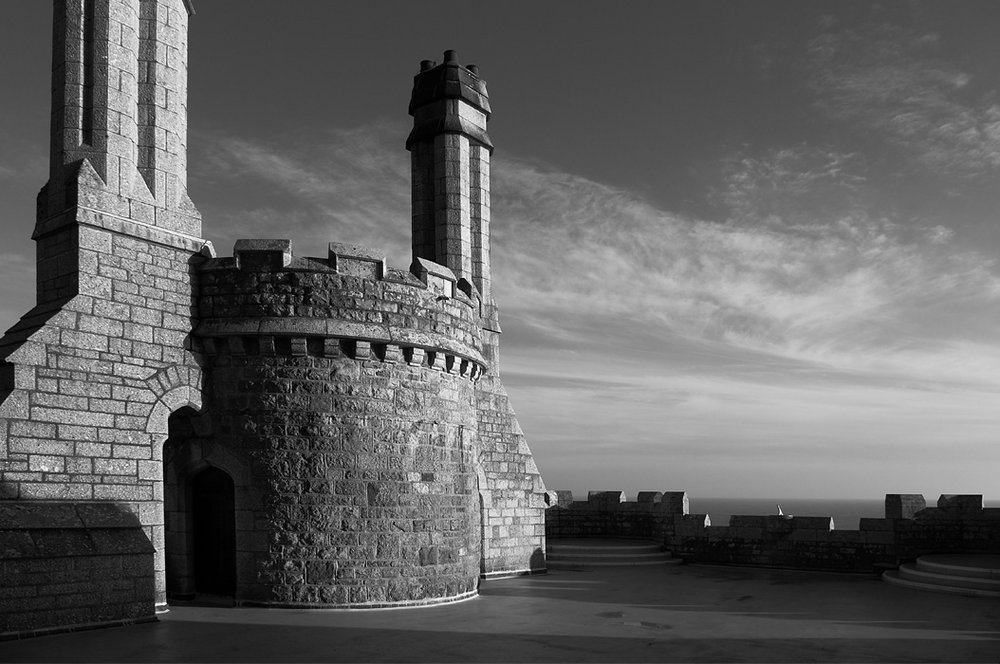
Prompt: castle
<box><xmin>0</xmin><ymin>0</ymin><xmax>546</xmax><ymax>636</ymax></box>
<box><xmin>6</xmin><ymin>0</ymin><xmax>1000</xmax><ymax>643</ymax></box>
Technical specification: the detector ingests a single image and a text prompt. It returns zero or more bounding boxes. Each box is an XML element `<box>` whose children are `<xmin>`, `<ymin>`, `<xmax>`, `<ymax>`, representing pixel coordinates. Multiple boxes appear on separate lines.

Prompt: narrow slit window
<box><xmin>81</xmin><ymin>0</ymin><xmax>96</xmax><ymax>145</ymax></box>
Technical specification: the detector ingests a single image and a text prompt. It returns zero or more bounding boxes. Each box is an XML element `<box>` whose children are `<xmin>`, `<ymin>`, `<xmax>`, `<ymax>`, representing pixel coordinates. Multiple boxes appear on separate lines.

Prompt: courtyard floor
<box><xmin>2</xmin><ymin>562</ymin><xmax>999</xmax><ymax>662</ymax></box>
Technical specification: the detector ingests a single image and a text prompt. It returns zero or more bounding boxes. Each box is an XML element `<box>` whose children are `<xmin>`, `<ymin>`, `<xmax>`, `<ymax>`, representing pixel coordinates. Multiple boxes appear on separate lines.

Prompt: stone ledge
<box><xmin>201</xmin><ymin>243</ymin><xmax>480</xmax><ymax>311</ymax></box>
<box><xmin>0</xmin><ymin>501</ymin><xmax>144</xmax><ymax>532</ymax></box>
<box><xmin>0</xmin><ymin>614</ymin><xmax>158</xmax><ymax>642</ymax></box>
<box><xmin>330</xmin><ymin>243</ymin><xmax>386</xmax><ymax>280</ymax></box>
<box><xmin>480</xmin><ymin>567</ymin><xmax>547</xmax><ymax>580</ymax></box>
<box><xmin>237</xmin><ymin>589</ymin><xmax>478</xmax><ymax>610</ymax></box>
<box><xmin>33</xmin><ymin>207</ymin><xmax>208</xmax><ymax>254</ymax></box>
<box><xmin>197</xmin><ymin>319</ymin><xmax>487</xmax><ymax>370</ymax></box>
<box><xmin>234</xmin><ymin>239</ymin><xmax>292</xmax><ymax>271</ymax></box>
<box><xmin>198</xmin><ymin>332</ymin><xmax>486</xmax><ymax>381</ymax></box>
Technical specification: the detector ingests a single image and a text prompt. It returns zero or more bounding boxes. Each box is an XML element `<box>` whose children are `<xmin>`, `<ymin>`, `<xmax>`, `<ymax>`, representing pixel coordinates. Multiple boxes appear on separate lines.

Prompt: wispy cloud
<box><xmin>711</xmin><ymin>146</ymin><xmax>868</xmax><ymax>225</ymax></box>
<box><xmin>0</xmin><ymin>136</ymin><xmax>46</xmax><ymax>332</ymax></box>
<box><xmin>0</xmin><ymin>136</ymin><xmax>46</xmax><ymax>184</ymax></box>
<box><xmin>0</xmin><ymin>252</ymin><xmax>36</xmax><ymax>330</ymax></box>
<box><xmin>505</xmin><ymin>341</ymin><xmax>1000</xmax><ymax>498</ymax></box>
<box><xmin>807</xmin><ymin>20</ymin><xmax>1000</xmax><ymax>178</ymax></box>
<box><xmin>494</xmin><ymin>151</ymin><xmax>1000</xmax><ymax>386</ymax></box>
<box><xmin>191</xmin><ymin>122</ymin><xmax>412</xmax><ymax>261</ymax></box>
<box><xmin>190</xmin><ymin>122</ymin><xmax>1000</xmax><ymax>497</ymax></box>
<box><xmin>193</xmin><ymin>121</ymin><xmax>1000</xmax><ymax>386</ymax></box>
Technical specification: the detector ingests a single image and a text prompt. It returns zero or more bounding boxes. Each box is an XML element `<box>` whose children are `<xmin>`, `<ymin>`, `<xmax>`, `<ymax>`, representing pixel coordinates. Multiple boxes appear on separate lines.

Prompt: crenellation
<box><xmin>548</xmin><ymin>490</ymin><xmax>1000</xmax><ymax>571</ymax></box>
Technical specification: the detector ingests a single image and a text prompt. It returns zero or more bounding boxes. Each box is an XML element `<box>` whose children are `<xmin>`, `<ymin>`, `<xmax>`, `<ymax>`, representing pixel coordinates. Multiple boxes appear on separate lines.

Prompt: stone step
<box><xmin>547</xmin><ymin>554</ymin><xmax>676</xmax><ymax>566</ymax></box>
<box><xmin>915</xmin><ymin>554</ymin><xmax>1000</xmax><ymax>579</ymax></box>
<box><xmin>882</xmin><ymin>571</ymin><xmax>1000</xmax><ymax>598</ymax></box>
<box><xmin>547</xmin><ymin>560</ymin><xmax>682</xmax><ymax>569</ymax></box>
<box><xmin>548</xmin><ymin>550</ymin><xmax>670</xmax><ymax>560</ymax></box>
<box><xmin>882</xmin><ymin>554</ymin><xmax>1000</xmax><ymax>598</ymax></box>
<box><xmin>548</xmin><ymin>543</ymin><xmax>666</xmax><ymax>553</ymax></box>
<box><xmin>897</xmin><ymin>564</ymin><xmax>1000</xmax><ymax>591</ymax></box>
<box><xmin>546</xmin><ymin>538</ymin><xmax>683</xmax><ymax>568</ymax></box>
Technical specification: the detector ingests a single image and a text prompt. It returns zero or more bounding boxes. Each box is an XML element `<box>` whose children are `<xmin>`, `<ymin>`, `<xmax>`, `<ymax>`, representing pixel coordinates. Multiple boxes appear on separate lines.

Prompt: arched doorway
<box><xmin>192</xmin><ymin>467</ymin><xmax>236</xmax><ymax>596</ymax></box>
<box><xmin>163</xmin><ymin>407</ymin><xmax>199</xmax><ymax>601</ymax></box>
<box><xmin>163</xmin><ymin>406</ymin><xmax>238</xmax><ymax>602</ymax></box>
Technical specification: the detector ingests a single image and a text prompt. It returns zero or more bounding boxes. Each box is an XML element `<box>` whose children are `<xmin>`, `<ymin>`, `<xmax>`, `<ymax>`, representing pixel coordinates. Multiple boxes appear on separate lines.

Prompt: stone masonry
<box><xmin>0</xmin><ymin>0</ymin><xmax>546</xmax><ymax>637</ymax></box>
<box><xmin>547</xmin><ymin>490</ymin><xmax>1000</xmax><ymax>572</ymax></box>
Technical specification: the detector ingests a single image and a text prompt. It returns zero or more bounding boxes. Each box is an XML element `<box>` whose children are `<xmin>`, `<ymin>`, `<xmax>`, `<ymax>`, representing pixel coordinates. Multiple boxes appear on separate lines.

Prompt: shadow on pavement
<box><xmin>2</xmin><ymin>565</ymin><xmax>998</xmax><ymax>663</ymax></box>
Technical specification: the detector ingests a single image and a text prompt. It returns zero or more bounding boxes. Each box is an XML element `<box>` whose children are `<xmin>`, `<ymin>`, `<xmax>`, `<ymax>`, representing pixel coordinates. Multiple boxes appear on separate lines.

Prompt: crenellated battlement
<box><xmin>201</xmin><ymin>336</ymin><xmax>484</xmax><ymax>381</ymax></box>
<box><xmin>547</xmin><ymin>490</ymin><xmax>1000</xmax><ymax>572</ymax></box>
<box><xmin>196</xmin><ymin>240</ymin><xmax>489</xmax><ymax>379</ymax></box>
<box><xmin>201</xmin><ymin>240</ymin><xmax>482</xmax><ymax>310</ymax></box>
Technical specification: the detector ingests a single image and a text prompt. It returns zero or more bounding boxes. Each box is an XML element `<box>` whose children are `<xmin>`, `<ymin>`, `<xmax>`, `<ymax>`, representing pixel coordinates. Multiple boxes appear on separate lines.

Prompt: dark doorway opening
<box><xmin>193</xmin><ymin>467</ymin><xmax>236</xmax><ymax>596</ymax></box>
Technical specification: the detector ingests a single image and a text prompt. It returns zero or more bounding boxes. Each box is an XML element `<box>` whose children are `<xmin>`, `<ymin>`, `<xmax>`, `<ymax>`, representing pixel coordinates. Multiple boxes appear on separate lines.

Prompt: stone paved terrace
<box><xmin>2</xmin><ymin>563</ymin><xmax>999</xmax><ymax>662</ymax></box>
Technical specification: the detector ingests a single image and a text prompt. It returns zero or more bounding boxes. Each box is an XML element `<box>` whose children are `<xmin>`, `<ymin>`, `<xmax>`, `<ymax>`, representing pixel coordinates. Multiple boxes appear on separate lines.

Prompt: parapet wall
<box><xmin>546</xmin><ymin>490</ymin><xmax>688</xmax><ymax>542</ymax></box>
<box><xmin>198</xmin><ymin>240</ymin><xmax>487</xmax><ymax>374</ymax></box>
<box><xmin>547</xmin><ymin>491</ymin><xmax>1000</xmax><ymax>572</ymax></box>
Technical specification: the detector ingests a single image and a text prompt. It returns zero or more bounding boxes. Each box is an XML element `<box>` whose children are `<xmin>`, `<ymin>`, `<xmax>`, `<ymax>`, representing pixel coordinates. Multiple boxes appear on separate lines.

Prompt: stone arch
<box><xmin>138</xmin><ymin>366</ymin><xmax>204</xmax><ymax>610</ymax></box>
<box><xmin>160</xmin><ymin>405</ymin><xmax>254</xmax><ymax>605</ymax></box>
<box><xmin>144</xmin><ymin>364</ymin><xmax>204</xmax><ymax>437</ymax></box>
<box><xmin>167</xmin><ymin>443</ymin><xmax>249</xmax><ymax>489</ymax></box>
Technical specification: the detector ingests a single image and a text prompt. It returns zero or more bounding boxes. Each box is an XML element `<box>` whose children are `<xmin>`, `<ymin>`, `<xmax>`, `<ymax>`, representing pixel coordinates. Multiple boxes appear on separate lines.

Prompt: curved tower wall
<box><xmin>188</xmin><ymin>243</ymin><xmax>487</xmax><ymax>606</ymax></box>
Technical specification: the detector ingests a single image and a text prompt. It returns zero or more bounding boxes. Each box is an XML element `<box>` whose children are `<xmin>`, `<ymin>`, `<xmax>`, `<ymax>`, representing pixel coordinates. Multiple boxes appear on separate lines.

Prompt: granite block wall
<box><xmin>0</xmin><ymin>210</ymin><xmax>206</xmax><ymax>618</ymax></box>
<box><xmin>475</xmin><ymin>360</ymin><xmax>548</xmax><ymax>578</ymax></box>
<box><xmin>0</xmin><ymin>502</ymin><xmax>155</xmax><ymax>638</ymax></box>
<box><xmin>545</xmin><ymin>490</ymin><xmax>687</xmax><ymax>543</ymax></box>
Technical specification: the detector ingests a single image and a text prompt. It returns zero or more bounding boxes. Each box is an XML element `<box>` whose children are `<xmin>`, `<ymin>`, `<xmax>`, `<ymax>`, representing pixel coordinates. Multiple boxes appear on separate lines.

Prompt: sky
<box><xmin>2</xmin><ymin>1</ymin><xmax>1000</xmax><ymax>501</ymax></box>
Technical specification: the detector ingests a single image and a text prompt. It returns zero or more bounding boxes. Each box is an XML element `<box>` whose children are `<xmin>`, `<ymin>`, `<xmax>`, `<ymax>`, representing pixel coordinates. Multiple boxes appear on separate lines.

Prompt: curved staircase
<box><xmin>883</xmin><ymin>554</ymin><xmax>1000</xmax><ymax>598</ymax></box>
<box><xmin>546</xmin><ymin>538</ymin><xmax>682</xmax><ymax>569</ymax></box>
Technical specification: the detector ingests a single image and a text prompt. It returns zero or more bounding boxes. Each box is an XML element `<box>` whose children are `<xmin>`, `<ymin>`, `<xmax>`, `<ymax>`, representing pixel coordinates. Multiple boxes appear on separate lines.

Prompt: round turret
<box><xmin>185</xmin><ymin>241</ymin><xmax>487</xmax><ymax>607</ymax></box>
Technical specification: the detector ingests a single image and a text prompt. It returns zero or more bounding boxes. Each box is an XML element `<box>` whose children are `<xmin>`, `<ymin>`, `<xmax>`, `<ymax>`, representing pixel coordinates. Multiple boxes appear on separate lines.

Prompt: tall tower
<box><xmin>36</xmin><ymin>0</ymin><xmax>204</xmax><ymax>304</ymax></box>
<box><xmin>408</xmin><ymin>51</ymin><xmax>548</xmax><ymax>579</ymax></box>
<box><xmin>0</xmin><ymin>0</ymin><xmax>209</xmax><ymax>630</ymax></box>
<box><xmin>406</xmin><ymin>50</ymin><xmax>496</xmax><ymax>327</ymax></box>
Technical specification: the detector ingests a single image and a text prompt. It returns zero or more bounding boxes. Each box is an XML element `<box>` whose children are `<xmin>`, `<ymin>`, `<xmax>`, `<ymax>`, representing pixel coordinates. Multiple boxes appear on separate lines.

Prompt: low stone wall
<box><xmin>546</xmin><ymin>491</ymin><xmax>1000</xmax><ymax>572</ymax></box>
<box><xmin>894</xmin><ymin>494</ymin><xmax>1000</xmax><ymax>557</ymax></box>
<box><xmin>0</xmin><ymin>502</ymin><xmax>156</xmax><ymax>637</ymax></box>
<box><xmin>672</xmin><ymin>513</ymin><xmax>894</xmax><ymax>571</ymax></box>
<box><xmin>545</xmin><ymin>490</ymin><xmax>688</xmax><ymax>541</ymax></box>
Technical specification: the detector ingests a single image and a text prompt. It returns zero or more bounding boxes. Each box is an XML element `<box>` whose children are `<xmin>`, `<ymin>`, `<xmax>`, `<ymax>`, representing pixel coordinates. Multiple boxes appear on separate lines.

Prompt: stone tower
<box><xmin>37</xmin><ymin>0</ymin><xmax>205</xmax><ymax>304</ymax></box>
<box><xmin>407</xmin><ymin>49</ymin><xmax>495</xmax><ymax>323</ymax></box>
<box><xmin>0</xmin><ymin>0</ymin><xmax>209</xmax><ymax>631</ymax></box>
<box><xmin>0</xmin><ymin>7</ymin><xmax>547</xmax><ymax>636</ymax></box>
<box><xmin>406</xmin><ymin>51</ymin><xmax>547</xmax><ymax>579</ymax></box>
